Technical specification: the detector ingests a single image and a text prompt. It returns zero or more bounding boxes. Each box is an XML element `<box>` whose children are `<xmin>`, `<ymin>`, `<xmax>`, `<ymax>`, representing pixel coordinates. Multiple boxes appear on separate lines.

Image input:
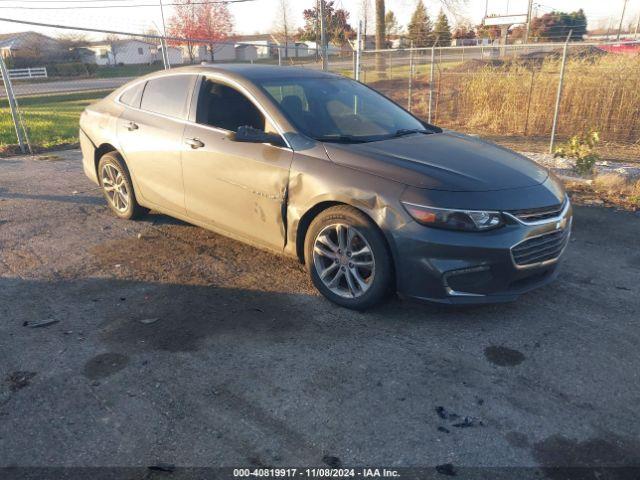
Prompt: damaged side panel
<box><xmin>284</xmin><ymin>146</ymin><xmax>408</xmax><ymax>263</ymax></box>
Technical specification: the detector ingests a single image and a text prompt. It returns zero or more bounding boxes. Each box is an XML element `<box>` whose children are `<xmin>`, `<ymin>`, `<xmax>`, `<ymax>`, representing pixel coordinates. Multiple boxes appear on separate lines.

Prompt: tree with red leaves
<box><xmin>167</xmin><ymin>0</ymin><xmax>234</xmax><ymax>63</ymax></box>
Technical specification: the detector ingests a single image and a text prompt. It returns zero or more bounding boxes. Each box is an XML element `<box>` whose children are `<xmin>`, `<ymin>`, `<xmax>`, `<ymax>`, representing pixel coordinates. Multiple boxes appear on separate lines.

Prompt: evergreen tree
<box><xmin>407</xmin><ymin>0</ymin><xmax>432</xmax><ymax>47</ymax></box>
<box><xmin>385</xmin><ymin>10</ymin><xmax>400</xmax><ymax>41</ymax></box>
<box><xmin>433</xmin><ymin>10</ymin><xmax>452</xmax><ymax>46</ymax></box>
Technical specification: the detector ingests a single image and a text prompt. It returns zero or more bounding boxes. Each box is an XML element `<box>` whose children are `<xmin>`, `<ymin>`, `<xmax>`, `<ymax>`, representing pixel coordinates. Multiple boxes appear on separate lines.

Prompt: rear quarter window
<box><xmin>140</xmin><ymin>74</ymin><xmax>195</xmax><ymax>119</ymax></box>
<box><xmin>119</xmin><ymin>82</ymin><xmax>146</xmax><ymax>108</ymax></box>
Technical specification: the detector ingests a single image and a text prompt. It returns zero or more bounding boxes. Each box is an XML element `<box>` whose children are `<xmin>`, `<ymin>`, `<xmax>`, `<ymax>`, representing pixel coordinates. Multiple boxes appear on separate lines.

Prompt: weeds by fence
<box><xmin>354</xmin><ymin>43</ymin><xmax>640</xmax><ymax>162</ymax></box>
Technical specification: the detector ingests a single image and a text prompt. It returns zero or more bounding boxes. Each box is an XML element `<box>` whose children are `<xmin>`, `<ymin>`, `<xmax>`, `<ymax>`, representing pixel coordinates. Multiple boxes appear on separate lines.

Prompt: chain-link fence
<box><xmin>350</xmin><ymin>42</ymin><xmax>640</xmax><ymax>162</ymax></box>
<box><xmin>2</xmin><ymin>18</ymin><xmax>639</xmax><ymax>163</ymax></box>
<box><xmin>0</xmin><ymin>20</ymin><xmax>332</xmax><ymax>155</ymax></box>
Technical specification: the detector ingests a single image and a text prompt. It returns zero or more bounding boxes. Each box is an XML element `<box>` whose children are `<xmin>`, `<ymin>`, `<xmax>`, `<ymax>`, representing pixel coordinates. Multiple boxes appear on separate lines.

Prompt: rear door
<box><xmin>181</xmin><ymin>76</ymin><xmax>293</xmax><ymax>249</ymax></box>
<box><xmin>117</xmin><ymin>74</ymin><xmax>197</xmax><ymax>215</ymax></box>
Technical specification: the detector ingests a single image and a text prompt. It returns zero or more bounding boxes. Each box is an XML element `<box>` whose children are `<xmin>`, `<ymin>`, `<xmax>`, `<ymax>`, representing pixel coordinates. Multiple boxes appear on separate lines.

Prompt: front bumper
<box><xmin>392</xmin><ymin>200</ymin><xmax>573</xmax><ymax>305</ymax></box>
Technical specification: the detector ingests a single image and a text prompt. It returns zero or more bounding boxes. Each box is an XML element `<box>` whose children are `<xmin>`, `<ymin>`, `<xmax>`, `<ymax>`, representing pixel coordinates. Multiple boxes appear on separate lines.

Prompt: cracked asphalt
<box><xmin>1</xmin><ymin>150</ymin><xmax>639</xmax><ymax>476</ymax></box>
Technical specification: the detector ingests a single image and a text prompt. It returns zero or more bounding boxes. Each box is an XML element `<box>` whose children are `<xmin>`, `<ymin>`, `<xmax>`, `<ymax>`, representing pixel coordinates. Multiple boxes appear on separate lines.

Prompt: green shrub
<box><xmin>85</xmin><ymin>63</ymin><xmax>98</xmax><ymax>75</ymax></box>
<box><xmin>46</xmin><ymin>62</ymin><xmax>89</xmax><ymax>77</ymax></box>
<box><xmin>554</xmin><ymin>131</ymin><xmax>600</xmax><ymax>175</ymax></box>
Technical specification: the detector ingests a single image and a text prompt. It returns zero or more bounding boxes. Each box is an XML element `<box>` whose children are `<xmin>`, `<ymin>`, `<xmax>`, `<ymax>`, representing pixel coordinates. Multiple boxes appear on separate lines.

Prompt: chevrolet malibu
<box><xmin>79</xmin><ymin>64</ymin><xmax>572</xmax><ymax>310</ymax></box>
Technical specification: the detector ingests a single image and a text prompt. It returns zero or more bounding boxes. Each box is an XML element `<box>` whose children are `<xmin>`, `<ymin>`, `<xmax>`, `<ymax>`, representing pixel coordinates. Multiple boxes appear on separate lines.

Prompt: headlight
<box><xmin>402</xmin><ymin>202</ymin><xmax>504</xmax><ymax>232</ymax></box>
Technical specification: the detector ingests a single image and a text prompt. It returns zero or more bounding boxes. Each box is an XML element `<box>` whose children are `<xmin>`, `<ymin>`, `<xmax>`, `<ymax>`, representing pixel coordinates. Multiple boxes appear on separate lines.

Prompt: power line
<box><xmin>0</xmin><ymin>0</ymin><xmax>256</xmax><ymax>8</ymax></box>
<box><xmin>0</xmin><ymin>16</ymin><xmax>268</xmax><ymax>47</ymax></box>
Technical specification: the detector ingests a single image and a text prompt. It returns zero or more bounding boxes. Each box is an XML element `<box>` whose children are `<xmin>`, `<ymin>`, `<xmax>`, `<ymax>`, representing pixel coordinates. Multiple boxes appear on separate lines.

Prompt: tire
<box><xmin>97</xmin><ymin>151</ymin><xmax>148</xmax><ymax>220</ymax></box>
<box><xmin>304</xmin><ymin>205</ymin><xmax>393</xmax><ymax>310</ymax></box>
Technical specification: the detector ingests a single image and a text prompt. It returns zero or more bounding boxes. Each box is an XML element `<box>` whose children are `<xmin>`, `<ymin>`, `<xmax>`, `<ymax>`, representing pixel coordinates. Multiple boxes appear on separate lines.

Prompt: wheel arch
<box><xmin>94</xmin><ymin>143</ymin><xmax>118</xmax><ymax>178</ymax></box>
<box><xmin>295</xmin><ymin>201</ymin><xmax>396</xmax><ymax>280</ymax></box>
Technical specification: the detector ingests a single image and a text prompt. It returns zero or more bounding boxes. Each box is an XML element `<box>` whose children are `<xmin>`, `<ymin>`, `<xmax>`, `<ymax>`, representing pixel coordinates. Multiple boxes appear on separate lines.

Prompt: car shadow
<box><xmin>0</xmin><ymin>188</ymin><xmax>104</xmax><ymax>206</ymax></box>
<box><xmin>1</xmin><ymin>274</ymin><xmax>524</xmax><ymax>356</ymax></box>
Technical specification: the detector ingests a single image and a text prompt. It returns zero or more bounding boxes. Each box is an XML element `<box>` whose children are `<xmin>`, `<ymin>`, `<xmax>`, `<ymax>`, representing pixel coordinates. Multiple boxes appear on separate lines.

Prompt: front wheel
<box><xmin>305</xmin><ymin>205</ymin><xmax>393</xmax><ymax>310</ymax></box>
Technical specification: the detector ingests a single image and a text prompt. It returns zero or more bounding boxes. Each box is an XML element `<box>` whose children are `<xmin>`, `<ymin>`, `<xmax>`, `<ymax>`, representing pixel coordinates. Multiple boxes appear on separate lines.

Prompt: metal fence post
<box><xmin>428</xmin><ymin>43</ymin><xmax>436</xmax><ymax>124</ymax></box>
<box><xmin>408</xmin><ymin>41</ymin><xmax>414</xmax><ymax>111</ymax></box>
<box><xmin>278</xmin><ymin>46</ymin><xmax>282</xmax><ymax>66</ymax></box>
<box><xmin>355</xmin><ymin>20</ymin><xmax>362</xmax><ymax>81</ymax></box>
<box><xmin>549</xmin><ymin>31</ymin><xmax>572</xmax><ymax>153</ymax></box>
<box><xmin>0</xmin><ymin>55</ymin><xmax>27</xmax><ymax>153</ymax></box>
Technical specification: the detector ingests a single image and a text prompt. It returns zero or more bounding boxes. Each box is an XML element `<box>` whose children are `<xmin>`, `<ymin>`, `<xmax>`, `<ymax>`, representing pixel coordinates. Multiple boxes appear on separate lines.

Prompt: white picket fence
<box><xmin>8</xmin><ymin>67</ymin><xmax>48</xmax><ymax>80</ymax></box>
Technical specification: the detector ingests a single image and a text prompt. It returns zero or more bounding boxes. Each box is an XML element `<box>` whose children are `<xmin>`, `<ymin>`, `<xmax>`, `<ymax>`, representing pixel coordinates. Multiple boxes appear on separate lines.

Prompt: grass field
<box><xmin>1</xmin><ymin>90</ymin><xmax>111</xmax><ymax>153</ymax></box>
<box><xmin>95</xmin><ymin>64</ymin><xmax>164</xmax><ymax>78</ymax></box>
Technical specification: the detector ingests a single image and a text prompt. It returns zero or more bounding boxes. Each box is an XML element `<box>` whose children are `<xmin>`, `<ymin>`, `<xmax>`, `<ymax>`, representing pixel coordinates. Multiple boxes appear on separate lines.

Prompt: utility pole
<box><xmin>319</xmin><ymin>0</ymin><xmax>328</xmax><ymax>70</ymax></box>
<box><xmin>635</xmin><ymin>14</ymin><xmax>640</xmax><ymax>39</ymax></box>
<box><xmin>617</xmin><ymin>0</ymin><xmax>629</xmax><ymax>41</ymax></box>
<box><xmin>524</xmin><ymin>0</ymin><xmax>534</xmax><ymax>44</ymax></box>
<box><xmin>158</xmin><ymin>0</ymin><xmax>170</xmax><ymax>69</ymax></box>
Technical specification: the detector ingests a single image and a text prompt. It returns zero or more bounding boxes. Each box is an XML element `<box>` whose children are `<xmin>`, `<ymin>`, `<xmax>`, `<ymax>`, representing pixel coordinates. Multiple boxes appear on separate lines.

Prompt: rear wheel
<box><xmin>98</xmin><ymin>152</ymin><xmax>148</xmax><ymax>220</ymax></box>
<box><xmin>305</xmin><ymin>205</ymin><xmax>392</xmax><ymax>310</ymax></box>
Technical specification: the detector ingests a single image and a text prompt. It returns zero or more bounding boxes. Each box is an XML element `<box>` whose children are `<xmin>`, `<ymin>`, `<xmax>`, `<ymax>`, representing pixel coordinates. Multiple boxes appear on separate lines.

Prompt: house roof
<box><xmin>234</xmin><ymin>34</ymin><xmax>278</xmax><ymax>42</ymax></box>
<box><xmin>85</xmin><ymin>39</ymin><xmax>156</xmax><ymax>48</ymax></box>
<box><xmin>0</xmin><ymin>31</ymin><xmax>59</xmax><ymax>49</ymax></box>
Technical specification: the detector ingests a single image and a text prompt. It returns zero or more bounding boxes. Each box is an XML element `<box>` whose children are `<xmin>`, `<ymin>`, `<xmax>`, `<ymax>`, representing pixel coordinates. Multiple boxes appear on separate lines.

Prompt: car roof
<box><xmin>148</xmin><ymin>63</ymin><xmax>344</xmax><ymax>82</ymax></box>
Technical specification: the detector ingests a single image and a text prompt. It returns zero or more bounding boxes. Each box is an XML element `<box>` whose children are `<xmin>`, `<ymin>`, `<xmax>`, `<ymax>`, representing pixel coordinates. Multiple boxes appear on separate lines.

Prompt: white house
<box><xmin>235</xmin><ymin>44</ymin><xmax>258</xmax><ymax>61</ymax></box>
<box><xmin>179</xmin><ymin>42</ymin><xmax>236</xmax><ymax>63</ymax></box>
<box><xmin>235</xmin><ymin>34</ymin><xmax>279</xmax><ymax>58</ymax></box>
<box><xmin>82</xmin><ymin>39</ymin><xmax>161</xmax><ymax>65</ymax></box>
<box><xmin>157</xmin><ymin>45</ymin><xmax>184</xmax><ymax>65</ymax></box>
<box><xmin>305</xmin><ymin>41</ymin><xmax>347</xmax><ymax>56</ymax></box>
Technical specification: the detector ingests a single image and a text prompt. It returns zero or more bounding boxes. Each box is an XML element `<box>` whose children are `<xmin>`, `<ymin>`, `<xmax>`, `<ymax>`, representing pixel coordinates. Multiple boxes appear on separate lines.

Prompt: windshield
<box><xmin>257</xmin><ymin>76</ymin><xmax>436</xmax><ymax>143</ymax></box>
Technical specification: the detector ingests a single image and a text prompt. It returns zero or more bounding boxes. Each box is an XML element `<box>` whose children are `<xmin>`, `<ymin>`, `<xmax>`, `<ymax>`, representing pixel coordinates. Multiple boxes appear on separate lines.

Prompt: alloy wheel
<box><xmin>312</xmin><ymin>223</ymin><xmax>375</xmax><ymax>299</ymax></box>
<box><xmin>101</xmin><ymin>163</ymin><xmax>130</xmax><ymax>213</ymax></box>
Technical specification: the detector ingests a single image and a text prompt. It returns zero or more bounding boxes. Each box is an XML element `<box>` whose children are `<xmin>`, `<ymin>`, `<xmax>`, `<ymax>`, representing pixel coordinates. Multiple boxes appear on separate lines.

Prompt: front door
<box><xmin>181</xmin><ymin>77</ymin><xmax>293</xmax><ymax>249</ymax></box>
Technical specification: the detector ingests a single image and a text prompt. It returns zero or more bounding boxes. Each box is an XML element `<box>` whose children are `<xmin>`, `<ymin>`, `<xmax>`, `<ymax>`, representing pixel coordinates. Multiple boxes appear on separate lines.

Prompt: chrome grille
<box><xmin>512</xmin><ymin>228</ymin><xmax>570</xmax><ymax>267</ymax></box>
<box><xmin>509</xmin><ymin>201</ymin><xmax>564</xmax><ymax>223</ymax></box>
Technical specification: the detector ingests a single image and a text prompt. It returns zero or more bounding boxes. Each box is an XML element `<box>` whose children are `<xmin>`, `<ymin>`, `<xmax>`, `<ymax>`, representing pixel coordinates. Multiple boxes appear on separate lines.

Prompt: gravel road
<box><xmin>1</xmin><ymin>150</ymin><xmax>639</xmax><ymax>477</ymax></box>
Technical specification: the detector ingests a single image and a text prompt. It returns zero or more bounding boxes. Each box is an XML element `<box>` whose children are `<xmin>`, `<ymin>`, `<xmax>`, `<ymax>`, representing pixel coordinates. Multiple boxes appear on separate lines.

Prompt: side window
<box><xmin>119</xmin><ymin>82</ymin><xmax>146</xmax><ymax>108</ymax></box>
<box><xmin>140</xmin><ymin>75</ymin><xmax>194</xmax><ymax>119</ymax></box>
<box><xmin>195</xmin><ymin>79</ymin><xmax>265</xmax><ymax>132</ymax></box>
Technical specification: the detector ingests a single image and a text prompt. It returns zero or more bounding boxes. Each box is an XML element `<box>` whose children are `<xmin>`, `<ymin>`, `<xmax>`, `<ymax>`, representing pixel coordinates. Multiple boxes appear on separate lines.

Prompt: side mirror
<box><xmin>233</xmin><ymin>125</ymin><xmax>285</xmax><ymax>147</ymax></box>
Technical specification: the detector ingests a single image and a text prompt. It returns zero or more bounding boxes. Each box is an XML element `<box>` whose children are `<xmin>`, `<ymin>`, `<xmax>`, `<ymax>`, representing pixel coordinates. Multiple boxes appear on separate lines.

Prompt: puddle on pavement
<box><xmin>82</xmin><ymin>352</ymin><xmax>129</xmax><ymax>380</ymax></box>
<box><xmin>484</xmin><ymin>345</ymin><xmax>526</xmax><ymax>366</ymax></box>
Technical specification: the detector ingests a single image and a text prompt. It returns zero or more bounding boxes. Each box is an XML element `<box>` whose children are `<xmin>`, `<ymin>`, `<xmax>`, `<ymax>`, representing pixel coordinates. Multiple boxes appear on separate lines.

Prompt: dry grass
<box><xmin>566</xmin><ymin>173</ymin><xmax>640</xmax><ymax>209</ymax></box>
<box><xmin>371</xmin><ymin>54</ymin><xmax>640</xmax><ymax>162</ymax></box>
<box><xmin>593</xmin><ymin>173</ymin><xmax>640</xmax><ymax>201</ymax></box>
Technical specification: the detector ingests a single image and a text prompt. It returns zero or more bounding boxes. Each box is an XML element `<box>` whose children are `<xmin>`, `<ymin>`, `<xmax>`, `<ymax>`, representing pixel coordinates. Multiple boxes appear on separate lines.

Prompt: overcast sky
<box><xmin>0</xmin><ymin>0</ymin><xmax>638</xmax><ymax>38</ymax></box>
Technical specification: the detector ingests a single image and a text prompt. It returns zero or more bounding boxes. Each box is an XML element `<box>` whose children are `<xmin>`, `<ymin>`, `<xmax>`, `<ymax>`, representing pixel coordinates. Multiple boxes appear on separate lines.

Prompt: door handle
<box><xmin>125</xmin><ymin>121</ymin><xmax>139</xmax><ymax>131</ymax></box>
<box><xmin>185</xmin><ymin>137</ymin><xmax>205</xmax><ymax>149</ymax></box>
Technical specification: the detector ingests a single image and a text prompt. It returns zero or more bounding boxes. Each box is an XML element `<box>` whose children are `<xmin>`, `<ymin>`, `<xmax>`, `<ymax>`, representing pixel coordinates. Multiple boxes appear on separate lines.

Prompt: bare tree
<box><xmin>56</xmin><ymin>33</ymin><xmax>89</xmax><ymax>49</ymax></box>
<box><xmin>359</xmin><ymin>0</ymin><xmax>372</xmax><ymax>48</ymax></box>
<box><xmin>274</xmin><ymin>0</ymin><xmax>293</xmax><ymax>59</ymax></box>
<box><xmin>105</xmin><ymin>34</ymin><xmax>121</xmax><ymax>65</ymax></box>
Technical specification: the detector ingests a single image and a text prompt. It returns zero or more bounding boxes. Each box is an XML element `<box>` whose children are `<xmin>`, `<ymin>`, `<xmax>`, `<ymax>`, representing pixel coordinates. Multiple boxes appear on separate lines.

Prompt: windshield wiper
<box><xmin>392</xmin><ymin>128</ymin><xmax>433</xmax><ymax>138</ymax></box>
<box><xmin>314</xmin><ymin>135</ymin><xmax>369</xmax><ymax>144</ymax></box>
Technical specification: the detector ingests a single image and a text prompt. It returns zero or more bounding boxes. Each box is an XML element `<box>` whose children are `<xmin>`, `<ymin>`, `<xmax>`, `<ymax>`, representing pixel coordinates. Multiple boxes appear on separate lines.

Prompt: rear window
<box><xmin>119</xmin><ymin>82</ymin><xmax>145</xmax><ymax>108</ymax></box>
<box><xmin>140</xmin><ymin>75</ymin><xmax>194</xmax><ymax>119</ymax></box>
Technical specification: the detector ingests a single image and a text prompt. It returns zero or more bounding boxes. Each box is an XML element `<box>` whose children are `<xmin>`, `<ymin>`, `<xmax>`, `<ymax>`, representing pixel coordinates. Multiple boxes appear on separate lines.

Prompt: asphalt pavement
<box><xmin>1</xmin><ymin>150</ymin><xmax>639</xmax><ymax>477</ymax></box>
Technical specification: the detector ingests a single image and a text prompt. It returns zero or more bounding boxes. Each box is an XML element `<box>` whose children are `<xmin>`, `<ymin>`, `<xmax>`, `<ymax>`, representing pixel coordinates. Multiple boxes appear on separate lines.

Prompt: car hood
<box><xmin>322</xmin><ymin>131</ymin><xmax>549</xmax><ymax>192</ymax></box>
